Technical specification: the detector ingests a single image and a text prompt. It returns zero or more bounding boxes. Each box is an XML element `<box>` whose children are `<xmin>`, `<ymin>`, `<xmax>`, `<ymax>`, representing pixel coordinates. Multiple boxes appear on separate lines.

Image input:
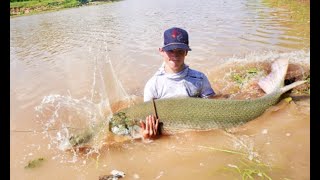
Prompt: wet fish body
<box><xmin>110</xmin><ymin>59</ymin><xmax>306</xmax><ymax>135</ymax></box>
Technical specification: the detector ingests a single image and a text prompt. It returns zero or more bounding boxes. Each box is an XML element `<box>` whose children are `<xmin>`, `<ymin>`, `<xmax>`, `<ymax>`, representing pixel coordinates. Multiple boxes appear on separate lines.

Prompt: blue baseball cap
<box><xmin>162</xmin><ymin>27</ymin><xmax>192</xmax><ymax>51</ymax></box>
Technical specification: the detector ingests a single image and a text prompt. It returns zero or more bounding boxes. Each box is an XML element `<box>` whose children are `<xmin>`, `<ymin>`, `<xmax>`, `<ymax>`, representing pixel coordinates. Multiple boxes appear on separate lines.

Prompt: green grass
<box><xmin>10</xmin><ymin>0</ymin><xmax>81</xmax><ymax>16</ymax></box>
<box><xmin>10</xmin><ymin>0</ymin><xmax>75</xmax><ymax>8</ymax></box>
<box><xmin>10</xmin><ymin>0</ymin><xmax>119</xmax><ymax>17</ymax></box>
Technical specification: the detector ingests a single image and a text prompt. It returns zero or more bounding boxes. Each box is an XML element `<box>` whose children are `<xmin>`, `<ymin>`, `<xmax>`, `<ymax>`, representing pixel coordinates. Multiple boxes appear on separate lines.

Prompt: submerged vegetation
<box><xmin>231</xmin><ymin>67</ymin><xmax>265</xmax><ymax>85</ymax></box>
<box><xmin>10</xmin><ymin>0</ymin><xmax>120</xmax><ymax>17</ymax></box>
<box><xmin>225</xmin><ymin>159</ymin><xmax>273</xmax><ymax>180</ymax></box>
<box><xmin>262</xmin><ymin>0</ymin><xmax>310</xmax><ymax>24</ymax></box>
<box><xmin>25</xmin><ymin>157</ymin><xmax>45</xmax><ymax>169</ymax></box>
<box><xmin>291</xmin><ymin>74</ymin><xmax>310</xmax><ymax>95</ymax></box>
<box><xmin>199</xmin><ymin>146</ymin><xmax>274</xmax><ymax>180</ymax></box>
<box><xmin>211</xmin><ymin>60</ymin><xmax>310</xmax><ymax>100</ymax></box>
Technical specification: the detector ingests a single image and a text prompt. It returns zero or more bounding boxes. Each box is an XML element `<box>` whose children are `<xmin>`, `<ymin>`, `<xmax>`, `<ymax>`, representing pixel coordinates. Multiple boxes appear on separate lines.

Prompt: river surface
<box><xmin>10</xmin><ymin>0</ymin><xmax>310</xmax><ymax>179</ymax></box>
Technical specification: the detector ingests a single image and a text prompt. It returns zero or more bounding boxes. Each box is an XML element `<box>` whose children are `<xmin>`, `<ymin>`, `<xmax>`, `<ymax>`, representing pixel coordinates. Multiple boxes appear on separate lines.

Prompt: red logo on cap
<box><xmin>171</xmin><ymin>29</ymin><xmax>179</xmax><ymax>38</ymax></box>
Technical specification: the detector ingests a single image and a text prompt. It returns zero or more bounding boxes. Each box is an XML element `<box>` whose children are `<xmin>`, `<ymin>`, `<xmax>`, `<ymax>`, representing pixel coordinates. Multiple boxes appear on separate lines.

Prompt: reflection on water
<box><xmin>10</xmin><ymin>0</ymin><xmax>309</xmax><ymax>179</ymax></box>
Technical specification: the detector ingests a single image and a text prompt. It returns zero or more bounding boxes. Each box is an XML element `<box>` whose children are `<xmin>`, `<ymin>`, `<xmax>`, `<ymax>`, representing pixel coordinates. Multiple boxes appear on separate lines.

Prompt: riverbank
<box><xmin>10</xmin><ymin>0</ymin><xmax>120</xmax><ymax>17</ymax></box>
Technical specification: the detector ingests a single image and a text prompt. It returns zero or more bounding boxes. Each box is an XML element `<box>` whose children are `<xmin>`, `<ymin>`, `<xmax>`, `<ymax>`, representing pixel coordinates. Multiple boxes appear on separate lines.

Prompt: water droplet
<box><xmin>133</xmin><ymin>173</ymin><xmax>140</xmax><ymax>179</ymax></box>
<box><xmin>261</xmin><ymin>129</ymin><xmax>268</xmax><ymax>134</ymax></box>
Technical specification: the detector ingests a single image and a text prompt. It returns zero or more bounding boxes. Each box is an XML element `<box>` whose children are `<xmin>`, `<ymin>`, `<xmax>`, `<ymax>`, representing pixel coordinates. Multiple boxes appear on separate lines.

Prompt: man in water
<box><xmin>141</xmin><ymin>27</ymin><xmax>221</xmax><ymax>139</ymax></box>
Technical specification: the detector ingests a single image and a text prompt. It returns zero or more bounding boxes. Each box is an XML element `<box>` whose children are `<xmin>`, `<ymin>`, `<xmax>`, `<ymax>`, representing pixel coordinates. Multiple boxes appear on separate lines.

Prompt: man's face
<box><xmin>159</xmin><ymin>48</ymin><xmax>187</xmax><ymax>73</ymax></box>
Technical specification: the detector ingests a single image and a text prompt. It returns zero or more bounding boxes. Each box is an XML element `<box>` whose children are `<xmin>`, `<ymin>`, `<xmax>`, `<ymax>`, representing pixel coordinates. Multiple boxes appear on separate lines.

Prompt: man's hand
<box><xmin>140</xmin><ymin>115</ymin><xmax>159</xmax><ymax>139</ymax></box>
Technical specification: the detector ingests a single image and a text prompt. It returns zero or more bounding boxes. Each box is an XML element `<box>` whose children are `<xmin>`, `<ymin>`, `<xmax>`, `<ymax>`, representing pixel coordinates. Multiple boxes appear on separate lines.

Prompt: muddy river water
<box><xmin>10</xmin><ymin>0</ymin><xmax>309</xmax><ymax>179</ymax></box>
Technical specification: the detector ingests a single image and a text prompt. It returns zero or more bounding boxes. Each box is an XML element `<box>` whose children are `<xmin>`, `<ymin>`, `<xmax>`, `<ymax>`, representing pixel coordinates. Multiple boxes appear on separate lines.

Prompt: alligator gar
<box><xmin>67</xmin><ymin>59</ymin><xmax>306</xmax><ymax>148</ymax></box>
<box><xmin>109</xmin><ymin>59</ymin><xmax>306</xmax><ymax>136</ymax></box>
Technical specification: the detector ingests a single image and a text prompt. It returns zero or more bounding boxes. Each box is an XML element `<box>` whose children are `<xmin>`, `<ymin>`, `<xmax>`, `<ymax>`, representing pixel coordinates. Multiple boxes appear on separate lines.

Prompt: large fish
<box><xmin>109</xmin><ymin>59</ymin><xmax>306</xmax><ymax>136</ymax></box>
<box><xmin>68</xmin><ymin>59</ymin><xmax>306</xmax><ymax>147</ymax></box>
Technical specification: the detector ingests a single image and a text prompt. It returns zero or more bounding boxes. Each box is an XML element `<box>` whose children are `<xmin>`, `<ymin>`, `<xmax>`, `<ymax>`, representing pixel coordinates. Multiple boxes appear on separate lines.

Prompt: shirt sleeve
<box><xmin>143</xmin><ymin>78</ymin><xmax>157</xmax><ymax>102</ymax></box>
<box><xmin>200</xmin><ymin>75</ymin><xmax>215</xmax><ymax>98</ymax></box>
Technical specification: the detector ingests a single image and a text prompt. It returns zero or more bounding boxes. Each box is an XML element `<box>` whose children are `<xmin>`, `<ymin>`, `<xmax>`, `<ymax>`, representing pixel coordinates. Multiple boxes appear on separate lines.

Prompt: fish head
<box><xmin>109</xmin><ymin>111</ymin><xmax>142</xmax><ymax>138</ymax></box>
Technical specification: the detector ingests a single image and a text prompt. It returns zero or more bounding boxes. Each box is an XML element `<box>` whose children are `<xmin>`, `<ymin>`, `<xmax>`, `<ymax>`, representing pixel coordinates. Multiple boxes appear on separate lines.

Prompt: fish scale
<box><xmin>117</xmin><ymin>92</ymin><xmax>281</xmax><ymax>134</ymax></box>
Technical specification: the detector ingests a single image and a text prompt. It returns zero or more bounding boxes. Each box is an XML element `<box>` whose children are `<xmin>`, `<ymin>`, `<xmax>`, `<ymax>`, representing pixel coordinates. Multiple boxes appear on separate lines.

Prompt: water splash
<box><xmin>224</xmin><ymin>49</ymin><xmax>310</xmax><ymax>65</ymax></box>
<box><xmin>35</xmin><ymin>94</ymin><xmax>103</xmax><ymax>146</ymax></box>
<box><xmin>208</xmin><ymin>49</ymin><xmax>310</xmax><ymax>99</ymax></box>
<box><xmin>33</xmin><ymin>39</ymin><xmax>135</xmax><ymax>163</ymax></box>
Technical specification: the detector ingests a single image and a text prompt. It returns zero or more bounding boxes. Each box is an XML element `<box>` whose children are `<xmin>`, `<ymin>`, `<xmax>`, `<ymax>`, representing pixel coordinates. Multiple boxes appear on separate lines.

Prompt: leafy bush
<box><xmin>78</xmin><ymin>0</ymin><xmax>89</xmax><ymax>4</ymax></box>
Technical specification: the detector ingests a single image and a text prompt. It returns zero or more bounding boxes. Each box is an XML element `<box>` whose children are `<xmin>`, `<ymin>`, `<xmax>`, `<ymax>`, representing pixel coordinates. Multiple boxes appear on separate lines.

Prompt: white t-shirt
<box><xmin>143</xmin><ymin>64</ymin><xmax>215</xmax><ymax>102</ymax></box>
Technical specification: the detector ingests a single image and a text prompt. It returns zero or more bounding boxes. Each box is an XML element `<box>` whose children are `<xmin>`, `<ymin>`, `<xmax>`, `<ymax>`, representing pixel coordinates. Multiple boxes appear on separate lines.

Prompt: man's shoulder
<box><xmin>145</xmin><ymin>72</ymin><xmax>163</xmax><ymax>85</ymax></box>
<box><xmin>187</xmin><ymin>68</ymin><xmax>206</xmax><ymax>79</ymax></box>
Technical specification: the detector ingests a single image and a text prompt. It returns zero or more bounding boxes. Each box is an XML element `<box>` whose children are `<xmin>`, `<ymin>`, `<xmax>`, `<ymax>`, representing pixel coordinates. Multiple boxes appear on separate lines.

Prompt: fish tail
<box><xmin>258</xmin><ymin>59</ymin><xmax>289</xmax><ymax>94</ymax></box>
<box><xmin>280</xmin><ymin>80</ymin><xmax>307</xmax><ymax>94</ymax></box>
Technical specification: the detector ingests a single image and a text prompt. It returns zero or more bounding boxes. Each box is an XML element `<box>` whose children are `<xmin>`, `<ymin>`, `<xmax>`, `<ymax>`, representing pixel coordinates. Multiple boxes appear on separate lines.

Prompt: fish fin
<box><xmin>258</xmin><ymin>59</ymin><xmax>289</xmax><ymax>94</ymax></box>
<box><xmin>280</xmin><ymin>80</ymin><xmax>307</xmax><ymax>94</ymax></box>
